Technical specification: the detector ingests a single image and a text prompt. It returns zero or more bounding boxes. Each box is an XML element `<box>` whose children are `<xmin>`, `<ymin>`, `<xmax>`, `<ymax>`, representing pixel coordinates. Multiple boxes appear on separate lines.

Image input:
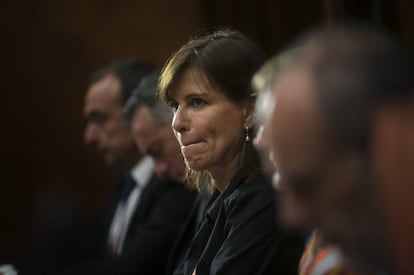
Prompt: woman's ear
<box><xmin>243</xmin><ymin>92</ymin><xmax>257</xmax><ymax>127</ymax></box>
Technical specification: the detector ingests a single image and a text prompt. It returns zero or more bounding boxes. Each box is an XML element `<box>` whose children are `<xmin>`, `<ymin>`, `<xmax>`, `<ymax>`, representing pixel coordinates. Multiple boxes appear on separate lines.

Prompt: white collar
<box><xmin>130</xmin><ymin>156</ymin><xmax>154</xmax><ymax>189</ymax></box>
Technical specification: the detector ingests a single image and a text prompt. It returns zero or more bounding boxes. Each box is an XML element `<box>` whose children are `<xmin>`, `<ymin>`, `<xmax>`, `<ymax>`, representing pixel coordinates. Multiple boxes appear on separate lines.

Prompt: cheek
<box><xmin>105</xmin><ymin>122</ymin><xmax>123</xmax><ymax>141</ymax></box>
<box><xmin>277</xmin><ymin>186</ymin><xmax>313</xmax><ymax>228</ymax></box>
<box><xmin>136</xmin><ymin>139</ymin><xmax>147</xmax><ymax>153</ymax></box>
<box><xmin>131</xmin><ymin>126</ymin><xmax>140</xmax><ymax>140</ymax></box>
<box><xmin>315</xmin><ymin>176</ymin><xmax>364</xmax><ymax>233</ymax></box>
<box><xmin>215</xmin><ymin>118</ymin><xmax>243</xmax><ymax>143</ymax></box>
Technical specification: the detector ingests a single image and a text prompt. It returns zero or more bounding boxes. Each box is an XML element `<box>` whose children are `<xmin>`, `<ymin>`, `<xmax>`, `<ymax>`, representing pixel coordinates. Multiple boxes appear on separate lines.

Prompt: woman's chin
<box><xmin>185</xmin><ymin>159</ymin><xmax>206</xmax><ymax>171</ymax></box>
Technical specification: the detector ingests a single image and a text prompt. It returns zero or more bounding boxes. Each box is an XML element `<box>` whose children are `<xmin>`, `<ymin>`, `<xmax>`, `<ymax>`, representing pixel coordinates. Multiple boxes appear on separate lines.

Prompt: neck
<box><xmin>209</xmin><ymin>154</ymin><xmax>241</xmax><ymax>192</ymax></box>
<box><xmin>116</xmin><ymin>150</ymin><xmax>143</xmax><ymax>172</ymax></box>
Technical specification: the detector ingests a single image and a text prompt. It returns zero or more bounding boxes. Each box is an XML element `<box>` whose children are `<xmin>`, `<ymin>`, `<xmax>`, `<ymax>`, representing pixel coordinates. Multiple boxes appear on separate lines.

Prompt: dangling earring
<box><xmin>245</xmin><ymin>126</ymin><xmax>250</xmax><ymax>142</ymax></box>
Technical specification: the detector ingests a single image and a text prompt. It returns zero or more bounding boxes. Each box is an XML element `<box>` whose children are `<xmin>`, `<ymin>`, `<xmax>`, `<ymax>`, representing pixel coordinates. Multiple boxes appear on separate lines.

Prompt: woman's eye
<box><xmin>192</xmin><ymin>98</ymin><xmax>206</xmax><ymax>107</ymax></box>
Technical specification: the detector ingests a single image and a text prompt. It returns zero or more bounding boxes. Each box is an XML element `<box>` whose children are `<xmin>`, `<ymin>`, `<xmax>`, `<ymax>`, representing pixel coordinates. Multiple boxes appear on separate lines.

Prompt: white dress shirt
<box><xmin>108</xmin><ymin>156</ymin><xmax>154</xmax><ymax>256</ymax></box>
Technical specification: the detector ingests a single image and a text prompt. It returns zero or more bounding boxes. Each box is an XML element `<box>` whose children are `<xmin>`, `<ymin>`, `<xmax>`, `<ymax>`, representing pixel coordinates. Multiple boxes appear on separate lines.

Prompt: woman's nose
<box><xmin>172</xmin><ymin>106</ymin><xmax>189</xmax><ymax>134</ymax></box>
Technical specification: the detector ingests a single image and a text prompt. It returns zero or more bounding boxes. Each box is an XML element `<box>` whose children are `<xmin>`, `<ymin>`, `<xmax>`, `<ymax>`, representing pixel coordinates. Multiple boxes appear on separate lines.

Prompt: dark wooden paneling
<box><xmin>0</xmin><ymin>0</ymin><xmax>202</xmax><ymax>261</ymax></box>
<box><xmin>1</xmin><ymin>1</ymin><xmax>412</xmax><ymax>271</ymax></box>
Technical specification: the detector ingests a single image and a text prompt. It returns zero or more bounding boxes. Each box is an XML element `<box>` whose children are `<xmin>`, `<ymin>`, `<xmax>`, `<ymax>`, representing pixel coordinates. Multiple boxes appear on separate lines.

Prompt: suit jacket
<box><xmin>15</xmin><ymin>173</ymin><xmax>196</xmax><ymax>275</ymax></box>
<box><xmin>173</xmin><ymin>171</ymin><xmax>304</xmax><ymax>275</ymax></box>
<box><xmin>165</xmin><ymin>188</ymin><xmax>210</xmax><ymax>275</ymax></box>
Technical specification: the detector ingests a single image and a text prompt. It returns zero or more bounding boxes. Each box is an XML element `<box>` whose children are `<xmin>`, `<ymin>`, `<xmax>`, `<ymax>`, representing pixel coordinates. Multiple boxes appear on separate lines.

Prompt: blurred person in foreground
<box><xmin>123</xmin><ymin>71</ymin><xmax>210</xmax><ymax>275</ymax></box>
<box><xmin>253</xmin><ymin>22</ymin><xmax>414</xmax><ymax>274</ymax></box>
<box><xmin>253</xmin><ymin>47</ymin><xmax>359</xmax><ymax>275</ymax></box>
<box><xmin>158</xmin><ymin>29</ymin><xmax>304</xmax><ymax>275</ymax></box>
<box><xmin>6</xmin><ymin>59</ymin><xmax>195</xmax><ymax>275</ymax></box>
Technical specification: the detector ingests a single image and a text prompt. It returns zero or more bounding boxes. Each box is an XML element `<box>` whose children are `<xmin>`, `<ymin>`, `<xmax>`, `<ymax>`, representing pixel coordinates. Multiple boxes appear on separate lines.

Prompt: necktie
<box><xmin>109</xmin><ymin>174</ymin><xmax>137</xmax><ymax>257</ymax></box>
<box><xmin>120</xmin><ymin>174</ymin><xmax>137</xmax><ymax>203</ymax></box>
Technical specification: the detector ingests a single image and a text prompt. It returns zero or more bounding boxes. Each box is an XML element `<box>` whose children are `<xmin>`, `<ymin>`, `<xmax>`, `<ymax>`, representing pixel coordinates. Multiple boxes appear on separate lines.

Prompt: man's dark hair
<box><xmin>91</xmin><ymin>58</ymin><xmax>154</xmax><ymax>104</ymax></box>
<box><xmin>291</xmin><ymin>22</ymin><xmax>414</xmax><ymax>152</ymax></box>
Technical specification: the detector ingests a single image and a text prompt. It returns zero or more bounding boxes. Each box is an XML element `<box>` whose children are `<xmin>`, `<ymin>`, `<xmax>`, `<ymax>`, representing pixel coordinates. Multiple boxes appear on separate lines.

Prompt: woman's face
<box><xmin>168</xmin><ymin>69</ymin><xmax>248</xmax><ymax>174</ymax></box>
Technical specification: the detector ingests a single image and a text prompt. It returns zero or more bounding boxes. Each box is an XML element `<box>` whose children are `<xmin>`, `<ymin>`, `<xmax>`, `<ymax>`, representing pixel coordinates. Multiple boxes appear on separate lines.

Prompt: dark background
<box><xmin>1</xmin><ymin>0</ymin><xmax>413</xmax><ymax>268</ymax></box>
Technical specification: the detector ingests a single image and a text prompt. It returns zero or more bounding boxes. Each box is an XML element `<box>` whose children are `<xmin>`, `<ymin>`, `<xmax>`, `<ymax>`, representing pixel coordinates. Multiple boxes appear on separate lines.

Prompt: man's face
<box><xmin>83</xmin><ymin>74</ymin><xmax>136</xmax><ymax>166</ymax></box>
<box><xmin>255</xmin><ymin>66</ymin><xmax>326</xmax><ymax>228</ymax></box>
<box><xmin>130</xmin><ymin>105</ymin><xmax>185</xmax><ymax>181</ymax></box>
<box><xmin>256</xmin><ymin>65</ymin><xmax>385</xmax><ymax>267</ymax></box>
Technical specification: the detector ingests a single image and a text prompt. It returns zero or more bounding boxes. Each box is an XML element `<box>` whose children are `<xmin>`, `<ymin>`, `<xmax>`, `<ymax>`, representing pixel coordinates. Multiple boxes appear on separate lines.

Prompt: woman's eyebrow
<box><xmin>184</xmin><ymin>92</ymin><xmax>209</xmax><ymax>100</ymax></box>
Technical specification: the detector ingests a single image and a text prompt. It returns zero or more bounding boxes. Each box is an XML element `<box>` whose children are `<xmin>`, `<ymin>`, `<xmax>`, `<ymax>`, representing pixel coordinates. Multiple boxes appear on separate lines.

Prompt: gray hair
<box><xmin>252</xmin><ymin>47</ymin><xmax>298</xmax><ymax>124</ymax></box>
<box><xmin>124</xmin><ymin>70</ymin><xmax>173</xmax><ymax>129</ymax></box>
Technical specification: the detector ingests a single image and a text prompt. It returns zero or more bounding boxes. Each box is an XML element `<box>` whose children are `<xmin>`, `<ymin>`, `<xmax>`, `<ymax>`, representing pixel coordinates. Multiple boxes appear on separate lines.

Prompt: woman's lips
<box><xmin>180</xmin><ymin>140</ymin><xmax>202</xmax><ymax>147</ymax></box>
<box><xmin>181</xmin><ymin>142</ymin><xmax>200</xmax><ymax>151</ymax></box>
<box><xmin>180</xmin><ymin>141</ymin><xmax>207</xmax><ymax>156</ymax></box>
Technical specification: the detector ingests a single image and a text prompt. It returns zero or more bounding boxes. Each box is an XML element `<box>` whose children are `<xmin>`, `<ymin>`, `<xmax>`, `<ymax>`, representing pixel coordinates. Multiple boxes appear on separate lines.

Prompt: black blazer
<box><xmin>16</xmin><ymin>173</ymin><xmax>196</xmax><ymax>275</ymax></box>
<box><xmin>173</xmin><ymin>172</ymin><xmax>304</xmax><ymax>275</ymax></box>
<box><xmin>165</xmin><ymin>187</ymin><xmax>210</xmax><ymax>275</ymax></box>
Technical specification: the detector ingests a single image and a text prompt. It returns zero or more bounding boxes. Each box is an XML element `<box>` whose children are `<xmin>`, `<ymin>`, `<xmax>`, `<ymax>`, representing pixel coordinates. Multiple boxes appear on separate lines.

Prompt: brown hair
<box><xmin>159</xmin><ymin>29</ymin><xmax>265</xmax><ymax>190</ymax></box>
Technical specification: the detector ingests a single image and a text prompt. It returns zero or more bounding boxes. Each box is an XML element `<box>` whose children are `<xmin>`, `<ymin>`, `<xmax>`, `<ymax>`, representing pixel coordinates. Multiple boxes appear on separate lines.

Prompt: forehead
<box><xmin>270</xmin><ymin>65</ymin><xmax>329</xmax><ymax>173</ymax></box>
<box><xmin>85</xmin><ymin>74</ymin><xmax>122</xmax><ymax>109</ymax></box>
<box><xmin>168</xmin><ymin>68</ymin><xmax>213</xmax><ymax>98</ymax></box>
<box><xmin>272</xmin><ymin>65</ymin><xmax>318</xmax><ymax>118</ymax></box>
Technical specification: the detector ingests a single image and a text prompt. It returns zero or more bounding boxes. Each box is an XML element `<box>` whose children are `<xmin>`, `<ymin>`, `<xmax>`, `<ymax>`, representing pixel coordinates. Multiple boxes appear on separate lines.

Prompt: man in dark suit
<box><xmin>9</xmin><ymin>59</ymin><xmax>195</xmax><ymax>275</ymax></box>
